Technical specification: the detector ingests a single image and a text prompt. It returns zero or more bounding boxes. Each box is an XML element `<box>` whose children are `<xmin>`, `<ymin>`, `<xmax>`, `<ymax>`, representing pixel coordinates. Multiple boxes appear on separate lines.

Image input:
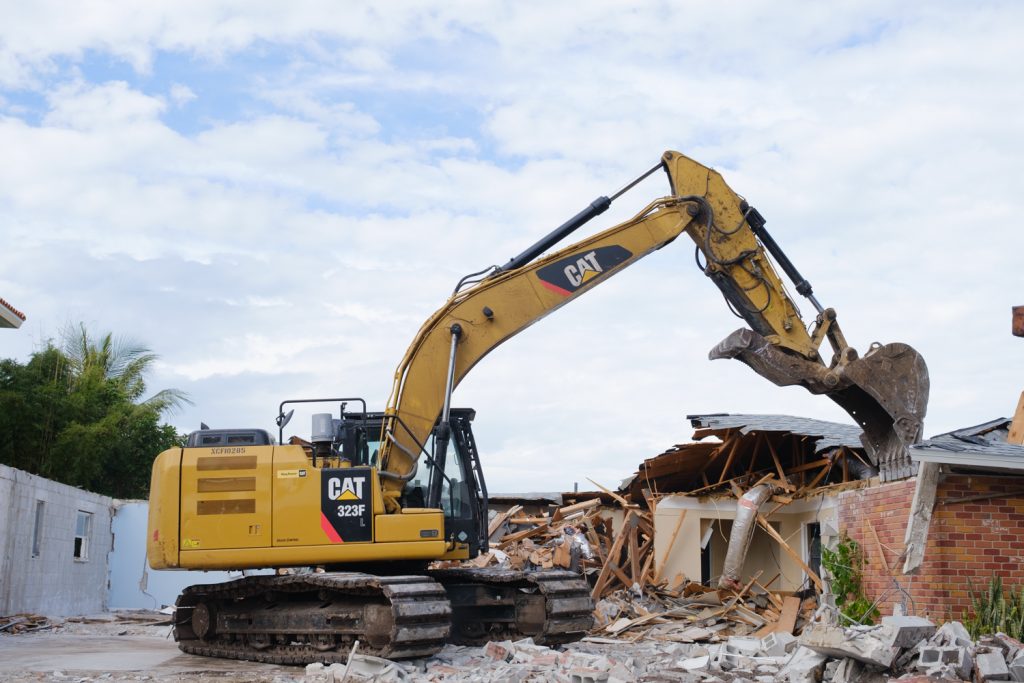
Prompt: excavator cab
<box><xmin>286</xmin><ymin>400</ymin><xmax>489</xmax><ymax>557</ymax></box>
<box><xmin>401</xmin><ymin>409</ymin><xmax>489</xmax><ymax>556</ymax></box>
<box><xmin>432</xmin><ymin>410</ymin><xmax>488</xmax><ymax>555</ymax></box>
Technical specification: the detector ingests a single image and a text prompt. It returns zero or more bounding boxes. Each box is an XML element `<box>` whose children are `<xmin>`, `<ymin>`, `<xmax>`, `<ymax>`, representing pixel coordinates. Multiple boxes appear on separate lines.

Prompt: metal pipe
<box><xmin>718</xmin><ymin>483</ymin><xmax>776</xmax><ymax>591</ymax></box>
<box><xmin>377</xmin><ymin>431</ymin><xmax>420</xmax><ymax>482</ymax></box>
<box><xmin>740</xmin><ymin>202</ymin><xmax>824</xmax><ymax>315</ymax></box>
<box><xmin>496</xmin><ymin>162</ymin><xmax>663</xmax><ymax>273</ymax></box>
<box><xmin>427</xmin><ymin>324</ymin><xmax>462</xmax><ymax>507</ymax></box>
<box><xmin>440</xmin><ymin>324</ymin><xmax>462</xmax><ymax>427</ymax></box>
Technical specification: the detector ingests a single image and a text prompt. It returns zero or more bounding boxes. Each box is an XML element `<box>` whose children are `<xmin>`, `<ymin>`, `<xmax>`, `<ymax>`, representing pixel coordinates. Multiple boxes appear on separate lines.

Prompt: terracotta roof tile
<box><xmin>0</xmin><ymin>297</ymin><xmax>26</xmax><ymax>321</ymax></box>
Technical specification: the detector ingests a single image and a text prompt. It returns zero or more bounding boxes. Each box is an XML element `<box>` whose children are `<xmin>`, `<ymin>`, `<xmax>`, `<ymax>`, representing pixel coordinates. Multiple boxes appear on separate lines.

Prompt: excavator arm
<box><xmin>376</xmin><ymin>151</ymin><xmax>928</xmax><ymax>508</ymax></box>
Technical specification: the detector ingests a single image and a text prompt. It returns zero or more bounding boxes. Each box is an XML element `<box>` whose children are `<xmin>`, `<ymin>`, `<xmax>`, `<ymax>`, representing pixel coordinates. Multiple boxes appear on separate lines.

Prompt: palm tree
<box><xmin>61</xmin><ymin>323</ymin><xmax>191</xmax><ymax>413</ymax></box>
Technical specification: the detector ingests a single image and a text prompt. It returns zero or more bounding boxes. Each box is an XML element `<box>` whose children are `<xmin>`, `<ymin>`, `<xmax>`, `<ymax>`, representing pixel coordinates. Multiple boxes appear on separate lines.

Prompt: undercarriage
<box><xmin>173</xmin><ymin>568</ymin><xmax>594</xmax><ymax>664</ymax></box>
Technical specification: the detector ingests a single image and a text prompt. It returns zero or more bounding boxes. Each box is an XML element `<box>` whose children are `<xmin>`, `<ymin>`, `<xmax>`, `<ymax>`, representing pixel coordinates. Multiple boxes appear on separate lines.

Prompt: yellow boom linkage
<box><xmin>377</xmin><ymin>151</ymin><xmax>928</xmax><ymax>510</ymax></box>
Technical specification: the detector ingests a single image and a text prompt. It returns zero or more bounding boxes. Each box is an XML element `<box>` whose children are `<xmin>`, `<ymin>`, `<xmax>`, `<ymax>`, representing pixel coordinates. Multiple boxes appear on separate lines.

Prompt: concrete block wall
<box><xmin>837</xmin><ymin>475</ymin><xmax>1024</xmax><ymax>620</ymax></box>
<box><xmin>0</xmin><ymin>464</ymin><xmax>114</xmax><ymax>615</ymax></box>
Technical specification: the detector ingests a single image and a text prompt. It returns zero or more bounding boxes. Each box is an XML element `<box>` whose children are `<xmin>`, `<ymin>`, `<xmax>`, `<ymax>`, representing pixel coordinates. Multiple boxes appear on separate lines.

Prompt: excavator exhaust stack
<box><xmin>711</xmin><ymin>328</ymin><xmax>930</xmax><ymax>476</ymax></box>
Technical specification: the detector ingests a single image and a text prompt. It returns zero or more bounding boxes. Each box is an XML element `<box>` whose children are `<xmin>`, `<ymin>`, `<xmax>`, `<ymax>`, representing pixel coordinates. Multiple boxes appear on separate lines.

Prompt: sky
<box><xmin>1</xmin><ymin>1</ymin><xmax>1022</xmax><ymax>493</ymax></box>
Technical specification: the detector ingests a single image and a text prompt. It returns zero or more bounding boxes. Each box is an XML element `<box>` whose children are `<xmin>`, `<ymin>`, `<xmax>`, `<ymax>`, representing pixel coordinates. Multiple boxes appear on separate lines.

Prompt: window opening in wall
<box><xmin>806</xmin><ymin>522</ymin><xmax>822</xmax><ymax>578</ymax></box>
<box><xmin>32</xmin><ymin>500</ymin><xmax>45</xmax><ymax>557</ymax></box>
<box><xmin>74</xmin><ymin>511</ymin><xmax>92</xmax><ymax>561</ymax></box>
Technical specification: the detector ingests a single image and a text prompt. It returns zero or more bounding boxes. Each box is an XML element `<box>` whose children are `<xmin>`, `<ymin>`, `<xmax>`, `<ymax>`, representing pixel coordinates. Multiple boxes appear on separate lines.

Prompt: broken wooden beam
<box><xmin>755</xmin><ymin>515</ymin><xmax>824</xmax><ymax>592</ymax></box>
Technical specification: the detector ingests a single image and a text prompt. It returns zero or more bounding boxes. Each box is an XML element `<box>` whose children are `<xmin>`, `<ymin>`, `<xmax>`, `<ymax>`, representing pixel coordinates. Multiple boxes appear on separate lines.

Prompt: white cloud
<box><xmin>169</xmin><ymin>83</ymin><xmax>196</xmax><ymax>106</ymax></box>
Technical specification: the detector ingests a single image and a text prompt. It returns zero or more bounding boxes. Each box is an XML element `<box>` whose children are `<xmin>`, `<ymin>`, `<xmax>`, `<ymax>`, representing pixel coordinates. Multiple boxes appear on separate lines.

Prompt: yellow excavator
<box><xmin>147</xmin><ymin>151</ymin><xmax>929</xmax><ymax>663</ymax></box>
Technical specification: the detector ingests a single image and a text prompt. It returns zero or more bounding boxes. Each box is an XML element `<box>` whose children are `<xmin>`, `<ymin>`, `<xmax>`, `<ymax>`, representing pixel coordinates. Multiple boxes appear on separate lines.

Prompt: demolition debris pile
<box><xmin>296</xmin><ymin>614</ymin><xmax>1024</xmax><ymax>682</ymax></box>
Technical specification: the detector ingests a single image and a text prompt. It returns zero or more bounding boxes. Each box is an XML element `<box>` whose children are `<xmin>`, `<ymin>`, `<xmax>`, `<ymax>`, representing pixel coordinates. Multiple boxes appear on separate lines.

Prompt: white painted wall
<box><xmin>0</xmin><ymin>465</ymin><xmax>113</xmax><ymax>615</ymax></box>
<box><xmin>654</xmin><ymin>493</ymin><xmax>837</xmax><ymax>591</ymax></box>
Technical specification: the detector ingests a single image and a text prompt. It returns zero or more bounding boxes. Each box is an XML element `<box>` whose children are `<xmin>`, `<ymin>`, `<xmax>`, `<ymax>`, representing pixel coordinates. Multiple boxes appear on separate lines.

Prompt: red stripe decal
<box><xmin>539</xmin><ymin>279</ymin><xmax>572</xmax><ymax>297</ymax></box>
<box><xmin>321</xmin><ymin>512</ymin><xmax>344</xmax><ymax>543</ymax></box>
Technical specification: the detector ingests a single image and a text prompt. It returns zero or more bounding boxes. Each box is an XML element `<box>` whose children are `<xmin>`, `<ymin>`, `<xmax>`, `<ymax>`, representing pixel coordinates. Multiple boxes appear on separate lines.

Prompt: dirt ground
<box><xmin>0</xmin><ymin>613</ymin><xmax>302</xmax><ymax>682</ymax></box>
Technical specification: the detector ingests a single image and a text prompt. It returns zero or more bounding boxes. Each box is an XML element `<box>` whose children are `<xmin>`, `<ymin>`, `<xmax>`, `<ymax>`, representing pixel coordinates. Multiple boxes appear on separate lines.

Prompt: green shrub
<box><xmin>821</xmin><ymin>534</ymin><xmax>879</xmax><ymax>625</ymax></box>
<box><xmin>963</xmin><ymin>576</ymin><xmax>1024</xmax><ymax>639</ymax></box>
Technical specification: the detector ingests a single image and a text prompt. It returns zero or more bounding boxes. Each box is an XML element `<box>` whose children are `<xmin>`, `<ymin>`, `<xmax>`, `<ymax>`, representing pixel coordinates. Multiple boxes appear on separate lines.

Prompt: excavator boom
<box><xmin>380</xmin><ymin>151</ymin><xmax>928</xmax><ymax>490</ymax></box>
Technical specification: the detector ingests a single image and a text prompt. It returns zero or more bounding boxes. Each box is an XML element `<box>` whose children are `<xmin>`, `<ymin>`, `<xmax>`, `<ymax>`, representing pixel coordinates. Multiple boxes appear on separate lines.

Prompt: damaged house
<box><xmin>638</xmin><ymin>413</ymin><xmax>877</xmax><ymax>596</ymax></box>
<box><xmin>484</xmin><ymin>394</ymin><xmax>1024</xmax><ymax>632</ymax></box>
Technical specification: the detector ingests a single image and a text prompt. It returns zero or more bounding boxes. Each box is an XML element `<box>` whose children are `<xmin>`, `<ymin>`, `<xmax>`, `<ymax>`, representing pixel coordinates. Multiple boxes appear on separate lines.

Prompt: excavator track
<box><xmin>427</xmin><ymin>567</ymin><xmax>594</xmax><ymax>646</ymax></box>
<box><xmin>174</xmin><ymin>573</ymin><xmax>451</xmax><ymax>664</ymax></box>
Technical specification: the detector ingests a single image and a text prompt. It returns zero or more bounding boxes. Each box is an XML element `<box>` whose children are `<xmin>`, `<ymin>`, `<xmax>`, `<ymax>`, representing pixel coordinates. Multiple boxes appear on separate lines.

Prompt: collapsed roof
<box><xmin>624</xmin><ymin>413</ymin><xmax>874</xmax><ymax>503</ymax></box>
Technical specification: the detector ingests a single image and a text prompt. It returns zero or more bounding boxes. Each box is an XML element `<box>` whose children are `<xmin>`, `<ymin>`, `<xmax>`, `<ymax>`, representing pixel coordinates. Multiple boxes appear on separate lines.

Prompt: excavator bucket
<box><xmin>710</xmin><ymin>328</ymin><xmax>929</xmax><ymax>476</ymax></box>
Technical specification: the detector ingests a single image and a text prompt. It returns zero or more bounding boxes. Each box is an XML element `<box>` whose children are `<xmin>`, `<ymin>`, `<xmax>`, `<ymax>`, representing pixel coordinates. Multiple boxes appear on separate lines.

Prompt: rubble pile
<box><xmin>0</xmin><ymin>613</ymin><xmax>52</xmax><ymax>633</ymax></box>
<box><xmin>435</xmin><ymin>498</ymin><xmax>617</xmax><ymax>575</ymax></box>
<box><xmin>444</xmin><ymin>493</ymin><xmax>667</xmax><ymax>604</ymax></box>
<box><xmin>299</xmin><ymin>616</ymin><xmax>1024</xmax><ymax>682</ymax></box>
<box><xmin>303</xmin><ymin>637</ymin><xmax>722</xmax><ymax>683</ymax></box>
<box><xmin>719</xmin><ymin>615</ymin><xmax>1024</xmax><ymax>683</ymax></box>
<box><xmin>594</xmin><ymin>579</ymin><xmax>816</xmax><ymax>641</ymax></box>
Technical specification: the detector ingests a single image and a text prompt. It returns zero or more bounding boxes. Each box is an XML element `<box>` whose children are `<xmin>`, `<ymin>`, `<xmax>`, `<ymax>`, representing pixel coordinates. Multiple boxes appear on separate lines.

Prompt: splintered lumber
<box><xmin>553</xmin><ymin>539</ymin><xmax>572</xmax><ymax>568</ymax></box>
<box><xmin>867</xmin><ymin>519</ymin><xmax>892</xmax><ymax>575</ymax></box>
<box><xmin>755</xmin><ymin>515</ymin><xmax>823</xmax><ymax>592</ymax></box>
<box><xmin>586</xmin><ymin>478</ymin><xmax>633</xmax><ymax>508</ymax></box>
<box><xmin>753</xmin><ymin>594</ymin><xmax>801</xmax><ymax>637</ymax></box>
<box><xmin>508</xmin><ymin>515</ymin><xmax>551</xmax><ymax>525</ymax></box>
<box><xmin>628</xmin><ymin>526</ymin><xmax>641</xmax><ymax>581</ymax></box>
<box><xmin>716</xmin><ymin>436</ymin><xmax>744</xmax><ymax>483</ymax></box>
<box><xmin>592</xmin><ymin>510</ymin><xmax>639</xmax><ymax>599</ymax></box>
<box><xmin>499</xmin><ymin>522</ymin><xmax>548</xmax><ymax>548</ymax></box>
<box><xmin>775</xmin><ymin>596</ymin><xmax>801</xmax><ymax>634</ymax></box>
<box><xmin>766</xmin><ymin>437</ymin><xmax>787</xmax><ymax>481</ymax></box>
<box><xmin>552</xmin><ymin>497</ymin><xmax>601</xmax><ymax>521</ymax></box>
<box><xmin>488</xmin><ymin>504</ymin><xmax>523</xmax><ymax>537</ymax></box>
<box><xmin>1009</xmin><ymin>391</ymin><xmax>1024</xmax><ymax>445</ymax></box>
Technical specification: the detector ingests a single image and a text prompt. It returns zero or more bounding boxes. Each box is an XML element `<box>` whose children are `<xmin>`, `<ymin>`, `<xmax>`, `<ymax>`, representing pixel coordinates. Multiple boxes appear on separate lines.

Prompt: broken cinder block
<box><xmin>977</xmin><ymin>650</ymin><xmax>1011</xmax><ymax>681</ymax></box>
<box><xmin>570</xmin><ymin>669</ymin><xmax>610</xmax><ymax>683</ymax></box>
<box><xmin>760</xmin><ymin>631</ymin><xmax>797</xmax><ymax>657</ymax></box>
<box><xmin>917</xmin><ymin>644</ymin><xmax>973</xmax><ymax>681</ymax></box>
<box><xmin>830</xmin><ymin>658</ymin><xmax>886</xmax><ymax>683</ymax></box>
<box><xmin>880</xmin><ymin>615</ymin><xmax>936</xmax><ymax>648</ymax></box>
<box><xmin>1010</xmin><ymin>652</ymin><xmax>1024</xmax><ymax>682</ymax></box>
<box><xmin>800</xmin><ymin>624</ymin><xmax>899</xmax><ymax>669</ymax></box>
<box><xmin>931</xmin><ymin>620</ymin><xmax>973</xmax><ymax>649</ymax></box>
<box><xmin>779</xmin><ymin>646</ymin><xmax>827</xmax><ymax>683</ymax></box>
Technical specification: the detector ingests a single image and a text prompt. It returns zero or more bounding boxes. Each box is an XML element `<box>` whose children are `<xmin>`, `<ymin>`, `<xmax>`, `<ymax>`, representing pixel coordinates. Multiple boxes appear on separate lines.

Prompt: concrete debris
<box><xmin>799</xmin><ymin>623</ymin><xmax>899</xmax><ymax>668</ymax></box>
<box><xmin>977</xmin><ymin>650</ymin><xmax>1011</xmax><ymax>681</ymax></box>
<box><xmin>5</xmin><ymin>606</ymin><xmax>1024</xmax><ymax>683</ymax></box>
<box><xmin>916</xmin><ymin>644</ymin><xmax>974</xmax><ymax>680</ymax></box>
<box><xmin>933</xmin><ymin>620</ymin><xmax>974</xmax><ymax>649</ymax></box>
<box><xmin>1009</xmin><ymin>652</ymin><xmax>1024</xmax><ymax>682</ymax></box>
<box><xmin>760</xmin><ymin>631</ymin><xmax>797</xmax><ymax>656</ymax></box>
<box><xmin>830</xmin><ymin>658</ymin><xmax>887</xmax><ymax>683</ymax></box>
<box><xmin>778</xmin><ymin>645</ymin><xmax>827</xmax><ymax>683</ymax></box>
<box><xmin>881</xmin><ymin>615</ymin><xmax>937</xmax><ymax>648</ymax></box>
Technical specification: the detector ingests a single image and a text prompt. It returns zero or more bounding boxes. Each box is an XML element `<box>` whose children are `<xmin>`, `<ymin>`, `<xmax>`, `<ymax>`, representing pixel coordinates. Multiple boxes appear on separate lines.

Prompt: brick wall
<box><xmin>837</xmin><ymin>474</ymin><xmax>1024</xmax><ymax>621</ymax></box>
